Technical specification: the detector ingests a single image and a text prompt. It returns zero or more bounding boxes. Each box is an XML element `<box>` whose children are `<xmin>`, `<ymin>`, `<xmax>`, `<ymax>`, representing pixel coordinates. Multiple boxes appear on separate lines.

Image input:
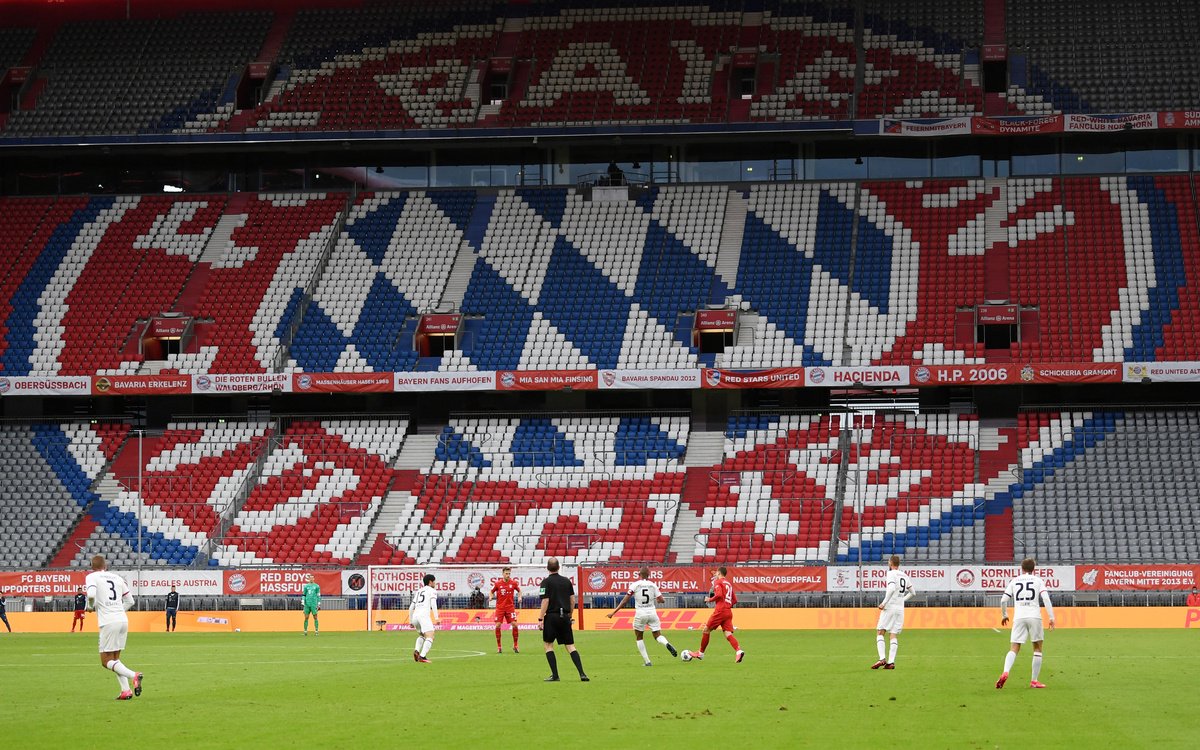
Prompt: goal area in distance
<box><xmin>365</xmin><ymin>565</ymin><xmax>566</xmax><ymax>631</ymax></box>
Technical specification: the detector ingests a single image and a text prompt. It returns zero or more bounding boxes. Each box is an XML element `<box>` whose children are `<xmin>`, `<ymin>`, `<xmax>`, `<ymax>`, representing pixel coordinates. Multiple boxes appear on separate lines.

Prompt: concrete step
<box><xmin>683</xmin><ymin>431</ymin><xmax>726</xmax><ymax>467</ymax></box>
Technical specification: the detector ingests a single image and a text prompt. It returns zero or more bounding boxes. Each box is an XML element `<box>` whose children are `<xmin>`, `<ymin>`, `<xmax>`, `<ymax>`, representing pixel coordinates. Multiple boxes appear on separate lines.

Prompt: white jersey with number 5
<box><xmin>628</xmin><ymin>580</ymin><xmax>662</xmax><ymax>614</ymax></box>
<box><xmin>1004</xmin><ymin>573</ymin><xmax>1049</xmax><ymax>620</ymax></box>
<box><xmin>85</xmin><ymin>571</ymin><xmax>132</xmax><ymax>628</ymax></box>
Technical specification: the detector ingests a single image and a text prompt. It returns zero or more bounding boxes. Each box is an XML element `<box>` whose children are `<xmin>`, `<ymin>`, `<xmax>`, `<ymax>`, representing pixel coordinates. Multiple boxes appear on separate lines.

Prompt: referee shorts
<box><xmin>541</xmin><ymin>614</ymin><xmax>574</xmax><ymax>646</ymax></box>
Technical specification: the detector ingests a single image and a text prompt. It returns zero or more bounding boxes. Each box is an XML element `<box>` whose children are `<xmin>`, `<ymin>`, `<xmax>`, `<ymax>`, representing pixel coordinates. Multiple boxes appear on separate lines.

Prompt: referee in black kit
<box><xmin>538</xmin><ymin>557</ymin><xmax>588</xmax><ymax>682</ymax></box>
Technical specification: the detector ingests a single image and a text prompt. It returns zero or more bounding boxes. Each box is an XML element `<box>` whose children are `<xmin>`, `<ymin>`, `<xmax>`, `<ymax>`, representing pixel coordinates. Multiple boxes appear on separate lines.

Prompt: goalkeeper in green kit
<box><xmin>302</xmin><ymin>574</ymin><xmax>321</xmax><ymax>636</ymax></box>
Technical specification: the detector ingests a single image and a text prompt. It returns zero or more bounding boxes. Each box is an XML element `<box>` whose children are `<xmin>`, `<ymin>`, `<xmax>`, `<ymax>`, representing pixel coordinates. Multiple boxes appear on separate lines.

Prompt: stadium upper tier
<box><xmin>3</xmin><ymin>408</ymin><xmax>1197</xmax><ymax>570</ymax></box>
<box><xmin>6</xmin><ymin>0</ymin><xmax>1193</xmax><ymax>138</ymax></box>
<box><xmin>3</xmin><ymin>176</ymin><xmax>1200</xmax><ymax>376</ymax></box>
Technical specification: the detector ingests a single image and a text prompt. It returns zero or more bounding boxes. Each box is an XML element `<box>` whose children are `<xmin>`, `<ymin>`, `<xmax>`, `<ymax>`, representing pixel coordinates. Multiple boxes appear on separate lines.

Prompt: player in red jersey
<box><xmin>692</xmin><ymin>566</ymin><xmax>744</xmax><ymax>663</ymax></box>
<box><xmin>491</xmin><ymin>567</ymin><xmax>521</xmax><ymax>653</ymax></box>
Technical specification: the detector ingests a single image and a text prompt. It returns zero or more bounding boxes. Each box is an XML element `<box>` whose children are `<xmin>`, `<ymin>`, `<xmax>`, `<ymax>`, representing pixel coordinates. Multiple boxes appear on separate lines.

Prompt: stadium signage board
<box><xmin>694</xmin><ymin>310</ymin><xmax>737</xmax><ymax>329</ymax></box>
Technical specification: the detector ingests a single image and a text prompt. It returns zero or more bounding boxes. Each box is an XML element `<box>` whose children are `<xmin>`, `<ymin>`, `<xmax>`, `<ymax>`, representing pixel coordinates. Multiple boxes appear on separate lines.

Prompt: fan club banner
<box><xmin>394</xmin><ymin>372</ymin><xmax>495</xmax><ymax>391</ymax></box>
<box><xmin>598</xmin><ymin>369</ymin><xmax>702</xmax><ymax>389</ymax></box>
<box><xmin>912</xmin><ymin>363</ymin><xmax>1122</xmax><ymax>386</ymax></box>
<box><xmin>0</xmin><ymin>376</ymin><xmax>91</xmax><ymax>396</ymax></box>
<box><xmin>0</xmin><ymin>362</ymin><xmax>1165</xmax><ymax>397</ymax></box>
<box><xmin>702</xmin><ymin>367</ymin><xmax>805</xmax><ymax>389</ymax></box>
<box><xmin>880</xmin><ymin>111</ymin><xmax>1176</xmax><ymax>137</ymax></box>
<box><xmin>806</xmin><ymin>366</ymin><xmax>909</xmax><ymax>388</ymax></box>
<box><xmin>495</xmin><ymin>370</ymin><xmax>597</xmax><ymax>391</ymax></box>
<box><xmin>826</xmin><ymin>565</ymin><xmax>1077</xmax><ymax>592</ymax></box>
<box><xmin>579</xmin><ymin>566</ymin><xmax>824</xmax><ymax>594</ymax></box>
<box><xmin>223</xmin><ymin>570</ymin><xmax>344</xmax><ymax>596</ymax></box>
<box><xmin>1075</xmin><ymin>565</ymin><xmax>1200</xmax><ymax>591</ymax></box>
<box><xmin>291</xmin><ymin>372</ymin><xmax>394</xmax><ymax>393</ymax></box>
<box><xmin>366</xmin><ymin>565</ymin><xmax>568</xmax><ymax>597</ymax></box>
<box><xmin>1122</xmin><ymin>362</ymin><xmax>1200</xmax><ymax>383</ymax></box>
<box><xmin>91</xmin><ymin>375</ymin><xmax>192</xmax><ymax>395</ymax></box>
<box><xmin>192</xmin><ymin>373</ymin><xmax>292</xmax><ymax>394</ymax></box>
<box><xmin>580</xmin><ymin>567</ymin><xmax>711</xmax><ymax>594</ymax></box>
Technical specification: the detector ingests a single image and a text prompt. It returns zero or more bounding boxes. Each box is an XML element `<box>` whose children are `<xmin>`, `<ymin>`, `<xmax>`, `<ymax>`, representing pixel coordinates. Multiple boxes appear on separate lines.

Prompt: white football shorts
<box><xmin>632</xmin><ymin>612</ymin><xmax>661</xmax><ymax>633</ymax></box>
<box><xmin>1010</xmin><ymin>617</ymin><xmax>1045</xmax><ymax>644</ymax></box>
<box><xmin>411</xmin><ymin>613</ymin><xmax>435</xmax><ymax>633</ymax></box>
<box><xmin>876</xmin><ymin>608</ymin><xmax>904</xmax><ymax>634</ymax></box>
<box><xmin>98</xmin><ymin>621</ymin><xmax>129</xmax><ymax>653</ymax></box>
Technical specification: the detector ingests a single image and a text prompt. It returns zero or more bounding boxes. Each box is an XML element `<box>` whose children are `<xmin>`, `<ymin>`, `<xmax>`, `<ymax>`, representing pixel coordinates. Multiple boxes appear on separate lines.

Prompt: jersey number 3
<box><xmin>106</xmin><ymin>580</ymin><xmax>118</xmax><ymax>601</ymax></box>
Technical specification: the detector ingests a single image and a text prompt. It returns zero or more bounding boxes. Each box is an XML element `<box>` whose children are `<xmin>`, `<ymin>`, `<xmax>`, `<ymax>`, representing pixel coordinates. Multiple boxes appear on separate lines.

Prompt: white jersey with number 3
<box><xmin>1004</xmin><ymin>573</ymin><xmax>1049</xmax><ymax>620</ymax></box>
<box><xmin>628</xmin><ymin>580</ymin><xmax>662</xmax><ymax>615</ymax></box>
<box><xmin>85</xmin><ymin>571</ymin><xmax>132</xmax><ymax>628</ymax></box>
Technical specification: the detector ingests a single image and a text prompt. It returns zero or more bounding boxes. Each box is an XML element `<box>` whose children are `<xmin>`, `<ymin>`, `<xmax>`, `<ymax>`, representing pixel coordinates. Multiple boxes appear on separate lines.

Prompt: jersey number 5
<box><xmin>638</xmin><ymin>589</ymin><xmax>652</xmax><ymax>606</ymax></box>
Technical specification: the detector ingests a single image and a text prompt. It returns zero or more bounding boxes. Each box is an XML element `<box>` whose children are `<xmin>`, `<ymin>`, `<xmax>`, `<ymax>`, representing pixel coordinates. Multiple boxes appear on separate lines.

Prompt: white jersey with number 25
<box><xmin>1004</xmin><ymin>573</ymin><xmax>1049</xmax><ymax>620</ymax></box>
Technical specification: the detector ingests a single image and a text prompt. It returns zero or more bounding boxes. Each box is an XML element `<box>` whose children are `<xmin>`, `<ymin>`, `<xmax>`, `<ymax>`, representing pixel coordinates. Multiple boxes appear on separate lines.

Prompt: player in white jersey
<box><xmin>996</xmin><ymin>557</ymin><xmax>1056</xmax><ymax>689</ymax></box>
<box><xmin>871</xmin><ymin>555</ymin><xmax>916</xmax><ymax>670</ymax></box>
<box><xmin>84</xmin><ymin>555</ymin><xmax>143</xmax><ymax>700</ymax></box>
<box><xmin>606</xmin><ymin>567</ymin><xmax>679</xmax><ymax>666</ymax></box>
<box><xmin>408</xmin><ymin>573</ymin><xmax>439</xmax><ymax>663</ymax></box>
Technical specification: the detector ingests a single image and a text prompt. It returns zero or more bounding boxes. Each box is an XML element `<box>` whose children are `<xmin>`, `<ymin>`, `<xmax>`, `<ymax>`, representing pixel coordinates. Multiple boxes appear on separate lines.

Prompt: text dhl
<box><xmin>590</xmin><ymin>611</ymin><xmax>708</xmax><ymax>630</ymax></box>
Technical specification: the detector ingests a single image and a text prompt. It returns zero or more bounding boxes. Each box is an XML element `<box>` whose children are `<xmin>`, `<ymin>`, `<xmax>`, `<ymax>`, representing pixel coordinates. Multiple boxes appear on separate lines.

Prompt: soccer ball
<box><xmin>680</xmin><ymin>650</ymin><xmax>693</xmax><ymax>662</ymax></box>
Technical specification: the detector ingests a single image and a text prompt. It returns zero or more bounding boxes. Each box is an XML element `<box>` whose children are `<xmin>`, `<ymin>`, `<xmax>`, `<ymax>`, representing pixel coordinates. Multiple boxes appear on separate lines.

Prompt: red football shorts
<box><xmin>706</xmin><ymin>609</ymin><xmax>733</xmax><ymax>632</ymax></box>
<box><xmin>494</xmin><ymin>609</ymin><xmax>517</xmax><ymax>625</ymax></box>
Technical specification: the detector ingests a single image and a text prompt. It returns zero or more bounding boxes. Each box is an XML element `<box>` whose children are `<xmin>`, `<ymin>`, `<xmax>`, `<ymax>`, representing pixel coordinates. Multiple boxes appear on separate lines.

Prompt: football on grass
<box><xmin>681</xmin><ymin>650</ymin><xmax>693</xmax><ymax>662</ymax></box>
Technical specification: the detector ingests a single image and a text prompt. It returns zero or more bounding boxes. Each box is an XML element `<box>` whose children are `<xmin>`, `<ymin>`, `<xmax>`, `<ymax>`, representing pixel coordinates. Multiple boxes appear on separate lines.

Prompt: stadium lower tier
<box><xmin>3</xmin><ymin>409</ymin><xmax>1197</xmax><ymax>570</ymax></box>
<box><xmin>5</xmin><ymin>176</ymin><xmax>1200</xmax><ymax>377</ymax></box>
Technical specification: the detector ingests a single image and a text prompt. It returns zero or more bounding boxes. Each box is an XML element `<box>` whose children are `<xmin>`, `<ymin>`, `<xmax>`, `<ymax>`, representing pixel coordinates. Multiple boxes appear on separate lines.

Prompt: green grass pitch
<box><xmin>2</xmin><ymin>628</ymin><xmax>1195</xmax><ymax>749</ymax></box>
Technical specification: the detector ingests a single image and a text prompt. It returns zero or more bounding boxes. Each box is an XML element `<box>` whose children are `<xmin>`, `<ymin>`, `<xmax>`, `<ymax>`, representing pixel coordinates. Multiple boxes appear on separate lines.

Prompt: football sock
<box><xmin>726</xmin><ymin>632</ymin><xmax>740</xmax><ymax>651</ymax></box>
<box><xmin>495</xmin><ymin>626</ymin><xmax>502</xmax><ymax>648</ymax></box>
<box><xmin>876</xmin><ymin>634</ymin><xmax>886</xmax><ymax>660</ymax></box>
<box><xmin>419</xmin><ymin>638</ymin><xmax>433</xmax><ymax>658</ymax></box>
<box><xmin>1003</xmin><ymin>650</ymin><xmax>1017</xmax><ymax>674</ymax></box>
<box><xmin>303</xmin><ymin>618</ymin><xmax>309</xmax><ymax>633</ymax></box>
<box><xmin>700</xmin><ymin>632</ymin><xmax>711</xmax><ymax>653</ymax></box>
<box><xmin>112</xmin><ymin>660</ymin><xmax>137</xmax><ymax>679</ymax></box>
<box><xmin>888</xmin><ymin>639</ymin><xmax>898</xmax><ymax>664</ymax></box>
<box><xmin>570</xmin><ymin>650</ymin><xmax>585</xmax><ymax>676</ymax></box>
<box><xmin>545</xmin><ymin>650</ymin><xmax>558</xmax><ymax>677</ymax></box>
<box><xmin>655</xmin><ymin>634</ymin><xmax>672</xmax><ymax>650</ymax></box>
<box><xmin>1031</xmin><ymin>652</ymin><xmax>1043</xmax><ymax>681</ymax></box>
<box><xmin>512</xmin><ymin>625</ymin><xmax>519</xmax><ymax>647</ymax></box>
<box><xmin>313</xmin><ymin>618</ymin><xmax>318</xmax><ymax>634</ymax></box>
<box><xmin>636</xmin><ymin>640</ymin><xmax>650</xmax><ymax>662</ymax></box>
<box><xmin>415</xmin><ymin>636</ymin><xmax>425</xmax><ymax>653</ymax></box>
<box><xmin>117</xmin><ymin>675</ymin><xmax>129</xmax><ymax>692</ymax></box>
